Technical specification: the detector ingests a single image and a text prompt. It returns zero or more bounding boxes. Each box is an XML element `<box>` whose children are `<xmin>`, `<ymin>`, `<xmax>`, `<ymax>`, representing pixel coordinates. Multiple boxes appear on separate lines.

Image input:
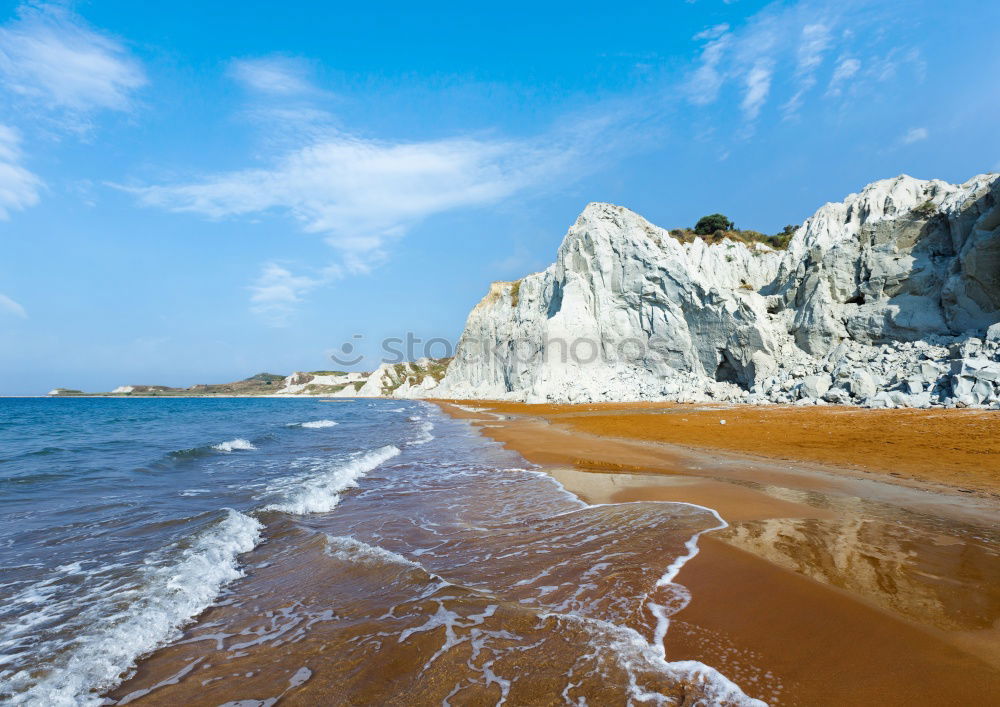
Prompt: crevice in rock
<box><xmin>714</xmin><ymin>352</ymin><xmax>742</xmax><ymax>385</ymax></box>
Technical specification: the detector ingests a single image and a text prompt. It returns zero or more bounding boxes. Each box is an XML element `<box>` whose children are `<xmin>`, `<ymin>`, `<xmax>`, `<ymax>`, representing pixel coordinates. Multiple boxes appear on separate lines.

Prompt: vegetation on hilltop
<box><xmin>670</xmin><ymin>214</ymin><xmax>798</xmax><ymax>250</ymax></box>
<box><xmin>694</xmin><ymin>213</ymin><xmax>735</xmax><ymax>235</ymax></box>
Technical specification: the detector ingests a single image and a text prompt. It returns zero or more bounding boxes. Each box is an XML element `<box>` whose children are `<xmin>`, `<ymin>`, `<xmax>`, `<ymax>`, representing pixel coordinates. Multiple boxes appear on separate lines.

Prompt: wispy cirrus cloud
<box><xmin>228</xmin><ymin>56</ymin><xmax>316</xmax><ymax>96</ymax></box>
<box><xmin>826</xmin><ymin>56</ymin><xmax>861</xmax><ymax>96</ymax></box>
<box><xmin>125</xmin><ymin>118</ymin><xmax>613</xmax><ymax>269</ymax></box>
<box><xmin>0</xmin><ymin>124</ymin><xmax>41</xmax><ymax>219</ymax></box>
<box><xmin>0</xmin><ymin>2</ymin><xmax>146</xmax><ymax>125</ymax></box>
<box><xmin>124</xmin><ymin>64</ymin><xmax>636</xmax><ymax>321</ymax></box>
<box><xmin>249</xmin><ymin>262</ymin><xmax>341</xmax><ymax>326</ymax></box>
<box><xmin>0</xmin><ymin>292</ymin><xmax>27</xmax><ymax>318</ymax></box>
<box><xmin>899</xmin><ymin>126</ymin><xmax>928</xmax><ymax>145</ymax></box>
<box><xmin>782</xmin><ymin>22</ymin><xmax>831</xmax><ymax>118</ymax></box>
<box><xmin>0</xmin><ymin>2</ymin><xmax>145</xmax><ymax>217</ymax></box>
<box><xmin>685</xmin><ymin>0</ymin><xmax>922</xmax><ymax>128</ymax></box>
<box><xmin>688</xmin><ymin>23</ymin><xmax>731</xmax><ymax>106</ymax></box>
<box><xmin>741</xmin><ymin>59</ymin><xmax>774</xmax><ymax>120</ymax></box>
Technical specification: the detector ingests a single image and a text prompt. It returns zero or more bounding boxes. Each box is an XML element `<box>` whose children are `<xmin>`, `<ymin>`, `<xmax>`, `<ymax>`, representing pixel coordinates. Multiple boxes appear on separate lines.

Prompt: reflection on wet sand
<box><xmin>107</xmin><ymin>461</ymin><xmax>762</xmax><ymax>705</ymax></box>
<box><xmin>721</xmin><ymin>507</ymin><xmax>1000</xmax><ymax>634</ymax></box>
<box><xmin>549</xmin><ymin>464</ymin><xmax>1000</xmax><ymax>647</ymax></box>
<box><xmin>513</xmin><ymin>453</ymin><xmax>1000</xmax><ymax>703</ymax></box>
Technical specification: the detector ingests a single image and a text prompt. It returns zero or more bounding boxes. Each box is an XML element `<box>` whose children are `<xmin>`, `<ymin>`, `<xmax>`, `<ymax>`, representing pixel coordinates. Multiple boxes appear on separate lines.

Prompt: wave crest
<box><xmin>212</xmin><ymin>438</ymin><xmax>256</xmax><ymax>453</ymax></box>
<box><xmin>0</xmin><ymin>509</ymin><xmax>262</xmax><ymax>705</ymax></box>
<box><xmin>264</xmin><ymin>445</ymin><xmax>401</xmax><ymax>515</ymax></box>
<box><xmin>288</xmin><ymin>420</ymin><xmax>338</xmax><ymax>429</ymax></box>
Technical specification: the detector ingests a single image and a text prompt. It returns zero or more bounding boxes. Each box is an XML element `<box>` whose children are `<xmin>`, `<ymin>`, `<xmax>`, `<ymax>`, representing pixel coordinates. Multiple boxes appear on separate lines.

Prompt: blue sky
<box><xmin>0</xmin><ymin>0</ymin><xmax>997</xmax><ymax>394</ymax></box>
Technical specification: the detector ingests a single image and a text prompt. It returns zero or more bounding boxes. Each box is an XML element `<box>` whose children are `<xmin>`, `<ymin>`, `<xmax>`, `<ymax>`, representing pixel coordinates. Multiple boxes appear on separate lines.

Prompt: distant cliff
<box><xmin>433</xmin><ymin>173</ymin><xmax>1000</xmax><ymax>408</ymax></box>
<box><xmin>49</xmin><ymin>361</ymin><xmax>452</xmax><ymax>398</ymax></box>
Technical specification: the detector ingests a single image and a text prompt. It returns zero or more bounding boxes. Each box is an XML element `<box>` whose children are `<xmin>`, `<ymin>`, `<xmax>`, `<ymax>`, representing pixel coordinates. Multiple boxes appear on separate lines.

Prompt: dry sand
<box><xmin>436</xmin><ymin>400</ymin><xmax>1000</xmax><ymax>705</ymax></box>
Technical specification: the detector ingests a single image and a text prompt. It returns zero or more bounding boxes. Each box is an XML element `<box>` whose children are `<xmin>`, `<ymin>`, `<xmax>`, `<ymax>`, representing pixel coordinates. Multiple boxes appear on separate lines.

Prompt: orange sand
<box><xmin>444</xmin><ymin>401</ymin><xmax>1000</xmax><ymax>496</ymax></box>
<box><xmin>435</xmin><ymin>399</ymin><xmax>1000</xmax><ymax>705</ymax></box>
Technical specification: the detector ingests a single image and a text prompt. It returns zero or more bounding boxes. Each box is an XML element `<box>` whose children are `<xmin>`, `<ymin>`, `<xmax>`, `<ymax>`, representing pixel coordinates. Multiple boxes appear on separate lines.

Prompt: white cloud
<box><xmin>687</xmin><ymin>5</ymin><xmax>786</xmax><ymax>122</ymax></box>
<box><xmin>685</xmin><ymin>0</ymin><xmax>919</xmax><ymax>127</ymax></box>
<box><xmin>693</xmin><ymin>23</ymin><xmax>730</xmax><ymax>42</ymax></box>
<box><xmin>796</xmin><ymin>23</ymin><xmax>831</xmax><ymax>76</ymax></box>
<box><xmin>0</xmin><ymin>3</ymin><xmax>143</xmax><ymax>218</ymax></box>
<box><xmin>782</xmin><ymin>22</ymin><xmax>831</xmax><ymax>117</ymax></box>
<box><xmin>127</xmin><ymin>127</ymin><xmax>588</xmax><ymax>268</ymax></box>
<box><xmin>124</xmin><ymin>102</ymin><xmax>630</xmax><ymax>319</ymax></box>
<box><xmin>900</xmin><ymin>127</ymin><xmax>928</xmax><ymax>145</ymax></box>
<box><xmin>0</xmin><ymin>292</ymin><xmax>27</xmax><ymax>318</ymax></box>
<box><xmin>0</xmin><ymin>3</ymin><xmax>146</xmax><ymax>118</ymax></box>
<box><xmin>741</xmin><ymin>59</ymin><xmax>774</xmax><ymax>120</ymax></box>
<box><xmin>229</xmin><ymin>57</ymin><xmax>315</xmax><ymax>95</ymax></box>
<box><xmin>249</xmin><ymin>262</ymin><xmax>340</xmax><ymax>326</ymax></box>
<box><xmin>826</xmin><ymin>56</ymin><xmax>861</xmax><ymax>96</ymax></box>
<box><xmin>0</xmin><ymin>124</ymin><xmax>41</xmax><ymax>219</ymax></box>
<box><xmin>688</xmin><ymin>25</ymin><xmax>731</xmax><ymax>105</ymax></box>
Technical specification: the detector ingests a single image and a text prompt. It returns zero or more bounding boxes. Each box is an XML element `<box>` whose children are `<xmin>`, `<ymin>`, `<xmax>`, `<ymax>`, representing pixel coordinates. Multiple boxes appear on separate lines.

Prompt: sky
<box><xmin>0</xmin><ymin>0</ymin><xmax>997</xmax><ymax>394</ymax></box>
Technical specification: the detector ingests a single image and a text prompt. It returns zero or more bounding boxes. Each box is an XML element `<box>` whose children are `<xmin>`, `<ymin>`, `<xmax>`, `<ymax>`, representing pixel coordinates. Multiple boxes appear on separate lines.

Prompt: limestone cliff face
<box><xmin>774</xmin><ymin>173</ymin><xmax>1000</xmax><ymax>353</ymax></box>
<box><xmin>434</xmin><ymin>173</ymin><xmax>1000</xmax><ymax>407</ymax></box>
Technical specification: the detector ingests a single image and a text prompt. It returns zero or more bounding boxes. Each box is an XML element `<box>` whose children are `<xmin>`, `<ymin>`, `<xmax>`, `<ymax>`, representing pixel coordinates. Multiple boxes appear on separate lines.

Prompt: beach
<box><xmin>5</xmin><ymin>397</ymin><xmax>997</xmax><ymax>705</ymax></box>
<box><xmin>437</xmin><ymin>400</ymin><xmax>1000</xmax><ymax>704</ymax></box>
<box><xmin>5</xmin><ymin>398</ymin><xmax>768</xmax><ymax>705</ymax></box>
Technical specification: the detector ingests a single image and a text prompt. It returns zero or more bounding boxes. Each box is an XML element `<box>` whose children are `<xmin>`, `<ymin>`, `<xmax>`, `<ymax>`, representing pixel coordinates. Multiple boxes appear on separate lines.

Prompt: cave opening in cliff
<box><xmin>714</xmin><ymin>352</ymin><xmax>743</xmax><ymax>386</ymax></box>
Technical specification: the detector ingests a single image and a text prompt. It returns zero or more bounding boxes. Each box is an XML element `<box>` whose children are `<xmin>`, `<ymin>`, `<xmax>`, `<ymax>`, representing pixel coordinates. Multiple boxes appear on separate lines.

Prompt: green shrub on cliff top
<box><xmin>694</xmin><ymin>214</ymin><xmax>735</xmax><ymax>235</ymax></box>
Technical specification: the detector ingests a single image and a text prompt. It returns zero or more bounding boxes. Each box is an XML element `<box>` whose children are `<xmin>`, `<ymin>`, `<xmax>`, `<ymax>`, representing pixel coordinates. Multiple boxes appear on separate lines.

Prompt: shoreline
<box><xmin>439</xmin><ymin>400</ymin><xmax>1000</xmax><ymax>497</ymax></box>
<box><xmin>434</xmin><ymin>400</ymin><xmax>1000</xmax><ymax>704</ymax></box>
<box><xmin>25</xmin><ymin>395</ymin><xmax>1000</xmax><ymax>496</ymax></box>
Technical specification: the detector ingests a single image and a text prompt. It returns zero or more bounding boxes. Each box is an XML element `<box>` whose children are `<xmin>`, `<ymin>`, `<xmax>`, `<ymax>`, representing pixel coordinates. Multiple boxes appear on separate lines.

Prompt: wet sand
<box><xmin>106</xmin><ymin>407</ymin><xmax>766</xmax><ymax>706</ymax></box>
<box><xmin>448</xmin><ymin>401</ymin><xmax>1000</xmax><ymax>496</ymax></box>
<box><xmin>436</xmin><ymin>400</ymin><xmax>1000</xmax><ymax>705</ymax></box>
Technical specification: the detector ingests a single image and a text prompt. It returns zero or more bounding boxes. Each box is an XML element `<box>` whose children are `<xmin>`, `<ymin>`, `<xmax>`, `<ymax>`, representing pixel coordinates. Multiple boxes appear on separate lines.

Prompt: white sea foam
<box><xmin>549</xmin><ymin>612</ymin><xmax>765</xmax><ymax>706</ymax></box>
<box><xmin>324</xmin><ymin>535</ymin><xmax>422</xmax><ymax>570</ymax></box>
<box><xmin>409</xmin><ymin>419</ymin><xmax>435</xmax><ymax>446</ymax></box>
<box><xmin>288</xmin><ymin>420</ymin><xmax>338</xmax><ymax>429</ymax></box>
<box><xmin>264</xmin><ymin>445</ymin><xmax>401</xmax><ymax>515</ymax></box>
<box><xmin>212</xmin><ymin>438</ymin><xmax>256</xmax><ymax>452</ymax></box>
<box><xmin>647</xmin><ymin>502</ymin><xmax>729</xmax><ymax>659</ymax></box>
<box><xmin>0</xmin><ymin>509</ymin><xmax>262</xmax><ymax>706</ymax></box>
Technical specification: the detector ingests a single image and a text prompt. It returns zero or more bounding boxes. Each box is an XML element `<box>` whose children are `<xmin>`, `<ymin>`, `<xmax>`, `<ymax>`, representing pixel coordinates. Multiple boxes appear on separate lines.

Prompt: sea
<box><xmin>0</xmin><ymin>397</ymin><xmax>760</xmax><ymax>705</ymax></box>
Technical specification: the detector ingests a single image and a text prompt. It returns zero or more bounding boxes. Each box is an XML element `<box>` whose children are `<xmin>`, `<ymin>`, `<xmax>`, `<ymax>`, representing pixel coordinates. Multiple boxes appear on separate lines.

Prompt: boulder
<box><xmin>799</xmin><ymin>374</ymin><xmax>832</xmax><ymax>400</ymax></box>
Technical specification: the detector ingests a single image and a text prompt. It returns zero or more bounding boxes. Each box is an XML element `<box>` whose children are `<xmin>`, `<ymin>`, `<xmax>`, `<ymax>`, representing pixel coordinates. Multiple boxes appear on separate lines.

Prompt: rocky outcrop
<box><xmin>433</xmin><ymin>173</ymin><xmax>1000</xmax><ymax>407</ymax></box>
<box><xmin>354</xmin><ymin>358</ymin><xmax>450</xmax><ymax>398</ymax></box>
<box><xmin>276</xmin><ymin>371</ymin><xmax>369</xmax><ymax>396</ymax></box>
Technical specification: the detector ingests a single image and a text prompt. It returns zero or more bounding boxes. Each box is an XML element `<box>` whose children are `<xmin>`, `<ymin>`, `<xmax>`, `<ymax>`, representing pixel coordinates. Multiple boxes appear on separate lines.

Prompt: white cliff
<box><xmin>275</xmin><ymin>371</ymin><xmax>367</xmax><ymax>396</ymax></box>
<box><xmin>433</xmin><ymin>173</ymin><xmax>1000</xmax><ymax>408</ymax></box>
<box><xmin>355</xmin><ymin>358</ymin><xmax>449</xmax><ymax>398</ymax></box>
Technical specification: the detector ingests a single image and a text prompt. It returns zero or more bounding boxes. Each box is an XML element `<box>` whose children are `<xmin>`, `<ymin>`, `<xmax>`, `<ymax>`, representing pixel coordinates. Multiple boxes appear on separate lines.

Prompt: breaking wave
<box><xmin>263</xmin><ymin>445</ymin><xmax>401</xmax><ymax>515</ymax></box>
<box><xmin>0</xmin><ymin>509</ymin><xmax>262</xmax><ymax>706</ymax></box>
<box><xmin>287</xmin><ymin>420</ymin><xmax>338</xmax><ymax>429</ymax></box>
<box><xmin>324</xmin><ymin>535</ymin><xmax>423</xmax><ymax>570</ymax></box>
<box><xmin>408</xmin><ymin>418</ymin><xmax>435</xmax><ymax>446</ymax></box>
<box><xmin>212</xmin><ymin>438</ymin><xmax>256</xmax><ymax>453</ymax></box>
